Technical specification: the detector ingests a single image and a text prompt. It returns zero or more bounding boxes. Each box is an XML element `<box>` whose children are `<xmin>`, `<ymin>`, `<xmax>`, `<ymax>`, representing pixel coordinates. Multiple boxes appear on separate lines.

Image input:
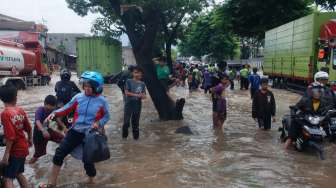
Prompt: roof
<box><xmin>0</xmin><ymin>13</ymin><xmax>24</xmax><ymax>22</ymax></box>
<box><xmin>0</xmin><ymin>21</ymin><xmax>35</xmax><ymax>31</ymax></box>
<box><xmin>0</xmin><ymin>13</ymin><xmax>35</xmax><ymax>31</ymax></box>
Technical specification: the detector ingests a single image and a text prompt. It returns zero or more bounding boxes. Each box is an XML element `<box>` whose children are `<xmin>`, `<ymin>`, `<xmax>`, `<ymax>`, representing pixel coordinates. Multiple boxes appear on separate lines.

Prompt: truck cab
<box><xmin>317</xmin><ymin>20</ymin><xmax>336</xmax><ymax>81</ymax></box>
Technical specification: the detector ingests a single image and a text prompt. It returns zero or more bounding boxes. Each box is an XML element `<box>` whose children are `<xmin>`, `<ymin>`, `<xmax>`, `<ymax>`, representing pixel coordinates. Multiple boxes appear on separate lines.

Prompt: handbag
<box><xmin>83</xmin><ymin>130</ymin><xmax>110</xmax><ymax>163</ymax></box>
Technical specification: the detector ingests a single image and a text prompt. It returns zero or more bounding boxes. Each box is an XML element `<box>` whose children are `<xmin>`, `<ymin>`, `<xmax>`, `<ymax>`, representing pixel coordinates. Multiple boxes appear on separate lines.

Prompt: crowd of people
<box><xmin>0</xmin><ymin>55</ymin><xmax>335</xmax><ymax>187</ymax></box>
<box><xmin>0</xmin><ymin>70</ymin><xmax>110</xmax><ymax>188</ymax></box>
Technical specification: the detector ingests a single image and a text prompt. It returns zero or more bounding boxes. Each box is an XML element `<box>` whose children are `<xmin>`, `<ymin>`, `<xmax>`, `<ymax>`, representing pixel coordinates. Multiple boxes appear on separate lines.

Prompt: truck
<box><xmin>264</xmin><ymin>12</ymin><xmax>336</xmax><ymax>88</ymax></box>
<box><xmin>76</xmin><ymin>37</ymin><xmax>122</xmax><ymax>81</ymax></box>
<box><xmin>0</xmin><ymin>39</ymin><xmax>50</xmax><ymax>89</ymax></box>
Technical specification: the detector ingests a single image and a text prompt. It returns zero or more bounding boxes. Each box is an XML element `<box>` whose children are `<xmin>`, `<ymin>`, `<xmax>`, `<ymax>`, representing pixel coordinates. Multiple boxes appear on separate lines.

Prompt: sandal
<box><xmin>38</xmin><ymin>183</ymin><xmax>55</xmax><ymax>188</ymax></box>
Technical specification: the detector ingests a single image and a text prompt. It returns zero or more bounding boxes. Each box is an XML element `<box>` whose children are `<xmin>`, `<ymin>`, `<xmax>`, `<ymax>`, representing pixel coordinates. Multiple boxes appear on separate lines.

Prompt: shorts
<box><xmin>4</xmin><ymin>156</ymin><xmax>25</xmax><ymax>179</ymax></box>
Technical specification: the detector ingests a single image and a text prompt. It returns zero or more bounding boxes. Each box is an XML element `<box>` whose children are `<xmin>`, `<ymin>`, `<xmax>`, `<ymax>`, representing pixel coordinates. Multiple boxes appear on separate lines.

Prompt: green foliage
<box><xmin>225</xmin><ymin>0</ymin><xmax>312</xmax><ymax>40</ymax></box>
<box><xmin>171</xmin><ymin>48</ymin><xmax>177</xmax><ymax>61</ymax></box>
<box><xmin>315</xmin><ymin>0</ymin><xmax>336</xmax><ymax>10</ymax></box>
<box><xmin>66</xmin><ymin>0</ymin><xmax>206</xmax><ymax>62</ymax></box>
<box><xmin>178</xmin><ymin>7</ymin><xmax>238</xmax><ymax>61</ymax></box>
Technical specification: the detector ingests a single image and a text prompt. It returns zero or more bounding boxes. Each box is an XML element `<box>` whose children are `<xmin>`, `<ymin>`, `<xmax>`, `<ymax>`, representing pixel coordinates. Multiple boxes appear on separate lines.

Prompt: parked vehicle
<box><xmin>76</xmin><ymin>37</ymin><xmax>122</xmax><ymax>83</ymax></box>
<box><xmin>264</xmin><ymin>12</ymin><xmax>336</xmax><ymax>88</ymax></box>
<box><xmin>0</xmin><ymin>39</ymin><xmax>50</xmax><ymax>89</ymax></box>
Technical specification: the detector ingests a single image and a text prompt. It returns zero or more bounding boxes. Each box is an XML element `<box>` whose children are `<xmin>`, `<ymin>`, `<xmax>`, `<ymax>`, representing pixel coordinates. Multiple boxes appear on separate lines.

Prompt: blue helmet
<box><xmin>80</xmin><ymin>71</ymin><xmax>104</xmax><ymax>93</ymax></box>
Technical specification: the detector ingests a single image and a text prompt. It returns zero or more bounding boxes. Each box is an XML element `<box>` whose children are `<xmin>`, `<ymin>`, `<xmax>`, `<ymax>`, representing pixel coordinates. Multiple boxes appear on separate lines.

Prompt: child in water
<box><xmin>123</xmin><ymin>66</ymin><xmax>147</xmax><ymax>140</ymax></box>
<box><xmin>211</xmin><ymin>74</ymin><xmax>230</xmax><ymax>129</ymax></box>
<box><xmin>29</xmin><ymin>95</ymin><xmax>65</xmax><ymax>164</ymax></box>
<box><xmin>0</xmin><ymin>85</ymin><xmax>32</xmax><ymax>188</ymax></box>
<box><xmin>252</xmin><ymin>77</ymin><xmax>276</xmax><ymax>130</ymax></box>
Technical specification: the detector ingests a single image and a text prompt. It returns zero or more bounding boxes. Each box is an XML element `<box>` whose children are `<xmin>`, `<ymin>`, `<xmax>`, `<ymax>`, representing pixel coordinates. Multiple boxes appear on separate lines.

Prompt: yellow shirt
<box><xmin>312</xmin><ymin>99</ymin><xmax>320</xmax><ymax>112</ymax></box>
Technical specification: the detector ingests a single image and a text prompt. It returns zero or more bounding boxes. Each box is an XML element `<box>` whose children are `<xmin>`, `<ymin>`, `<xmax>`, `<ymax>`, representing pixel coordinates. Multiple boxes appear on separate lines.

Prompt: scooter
<box><xmin>325</xmin><ymin>111</ymin><xmax>336</xmax><ymax>142</ymax></box>
<box><xmin>279</xmin><ymin>106</ymin><xmax>335</xmax><ymax>160</ymax></box>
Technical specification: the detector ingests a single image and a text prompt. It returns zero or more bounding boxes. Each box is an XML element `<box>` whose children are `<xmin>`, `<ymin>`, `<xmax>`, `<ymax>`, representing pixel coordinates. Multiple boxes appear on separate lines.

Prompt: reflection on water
<box><xmin>1</xmin><ymin>79</ymin><xmax>336</xmax><ymax>188</ymax></box>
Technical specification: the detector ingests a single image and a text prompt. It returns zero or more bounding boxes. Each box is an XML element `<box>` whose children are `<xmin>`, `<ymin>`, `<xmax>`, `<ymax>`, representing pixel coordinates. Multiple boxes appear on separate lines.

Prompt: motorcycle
<box><xmin>279</xmin><ymin>106</ymin><xmax>336</xmax><ymax>160</ymax></box>
<box><xmin>326</xmin><ymin>112</ymin><xmax>336</xmax><ymax>142</ymax></box>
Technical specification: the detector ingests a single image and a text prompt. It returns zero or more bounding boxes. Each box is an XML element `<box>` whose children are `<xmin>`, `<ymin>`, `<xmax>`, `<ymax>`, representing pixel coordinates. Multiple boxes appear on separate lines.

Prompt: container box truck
<box><xmin>264</xmin><ymin>12</ymin><xmax>336</xmax><ymax>88</ymax></box>
<box><xmin>76</xmin><ymin>37</ymin><xmax>122</xmax><ymax>81</ymax></box>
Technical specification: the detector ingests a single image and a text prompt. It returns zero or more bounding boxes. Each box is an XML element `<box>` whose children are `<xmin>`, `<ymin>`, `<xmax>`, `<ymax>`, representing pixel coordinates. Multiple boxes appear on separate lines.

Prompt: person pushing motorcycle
<box><xmin>285</xmin><ymin>82</ymin><xmax>333</xmax><ymax>149</ymax></box>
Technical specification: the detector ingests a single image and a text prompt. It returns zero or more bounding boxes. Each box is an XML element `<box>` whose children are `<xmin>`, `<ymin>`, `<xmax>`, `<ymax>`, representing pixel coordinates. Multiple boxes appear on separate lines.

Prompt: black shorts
<box><xmin>4</xmin><ymin>156</ymin><xmax>25</xmax><ymax>179</ymax></box>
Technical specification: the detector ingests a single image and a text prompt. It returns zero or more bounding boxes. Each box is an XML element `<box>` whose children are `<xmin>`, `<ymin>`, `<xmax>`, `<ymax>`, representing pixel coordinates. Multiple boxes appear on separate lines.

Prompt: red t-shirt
<box><xmin>1</xmin><ymin>107</ymin><xmax>32</xmax><ymax>157</ymax></box>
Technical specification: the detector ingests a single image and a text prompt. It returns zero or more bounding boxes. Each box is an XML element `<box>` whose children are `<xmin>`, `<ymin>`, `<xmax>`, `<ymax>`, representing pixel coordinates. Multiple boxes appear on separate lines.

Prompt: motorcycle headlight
<box><xmin>308</xmin><ymin>116</ymin><xmax>322</xmax><ymax>125</ymax></box>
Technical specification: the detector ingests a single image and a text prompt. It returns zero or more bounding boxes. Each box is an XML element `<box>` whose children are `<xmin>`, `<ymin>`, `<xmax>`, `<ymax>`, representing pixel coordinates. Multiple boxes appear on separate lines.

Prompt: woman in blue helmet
<box><xmin>39</xmin><ymin>71</ymin><xmax>110</xmax><ymax>188</ymax></box>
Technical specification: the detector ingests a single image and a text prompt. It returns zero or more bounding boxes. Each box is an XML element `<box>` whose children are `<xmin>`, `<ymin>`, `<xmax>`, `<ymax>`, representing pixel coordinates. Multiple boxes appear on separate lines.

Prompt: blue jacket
<box><xmin>54</xmin><ymin>93</ymin><xmax>110</xmax><ymax>133</ymax></box>
<box><xmin>248</xmin><ymin>74</ymin><xmax>261</xmax><ymax>90</ymax></box>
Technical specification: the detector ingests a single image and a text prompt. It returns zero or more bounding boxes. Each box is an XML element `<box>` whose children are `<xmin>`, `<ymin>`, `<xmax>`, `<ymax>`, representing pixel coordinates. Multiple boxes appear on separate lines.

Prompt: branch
<box><xmin>107</xmin><ymin>0</ymin><xmax>121</xmax><ymax>16</ymax></box>
<box><xmin>116</xmin><ymin>26</ymin><xmax>126</xmax><ymax>33</ymax></box>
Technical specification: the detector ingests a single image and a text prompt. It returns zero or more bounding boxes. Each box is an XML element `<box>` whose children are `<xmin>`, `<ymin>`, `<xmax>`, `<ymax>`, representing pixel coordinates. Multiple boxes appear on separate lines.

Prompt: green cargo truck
<box><xmin>76</xmin><ymin>37</ymin><xmax>122</xmax><ymax>79</ymax></box>
<box><xmin>264</xmin><ymin>12</ymin><xmax>336</xmax><ymax>87</ymax></box>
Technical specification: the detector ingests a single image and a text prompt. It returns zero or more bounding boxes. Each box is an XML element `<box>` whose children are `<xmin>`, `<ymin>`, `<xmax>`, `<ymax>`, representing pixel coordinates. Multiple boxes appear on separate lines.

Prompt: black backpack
<box><xmin>55</xmin><ymin>81</ymin><xmax>74</xmax><ymax>104</ymax></box>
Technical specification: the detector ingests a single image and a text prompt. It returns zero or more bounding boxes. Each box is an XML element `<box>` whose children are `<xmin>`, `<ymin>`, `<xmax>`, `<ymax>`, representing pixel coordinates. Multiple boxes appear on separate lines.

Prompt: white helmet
<box><xmin>314</xmin><ymin>71</ymin><xmax>329</xmax><ymax>82</ymax></box>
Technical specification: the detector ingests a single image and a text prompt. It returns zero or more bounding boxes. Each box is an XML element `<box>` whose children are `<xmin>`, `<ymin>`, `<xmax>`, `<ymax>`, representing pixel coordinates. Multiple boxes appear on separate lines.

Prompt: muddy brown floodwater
<box><xmin>1</xmin><ymin>77</ymin><xmax>336</xmax><ymax>188</ymax></box>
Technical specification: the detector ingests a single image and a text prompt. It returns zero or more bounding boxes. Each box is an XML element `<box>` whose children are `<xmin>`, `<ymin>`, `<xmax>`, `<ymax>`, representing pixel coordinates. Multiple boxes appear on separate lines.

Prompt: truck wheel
<box><xmin>41</xmin><ymin>77</ymin><xmax>50</xmax><ymax>86</ymax></box>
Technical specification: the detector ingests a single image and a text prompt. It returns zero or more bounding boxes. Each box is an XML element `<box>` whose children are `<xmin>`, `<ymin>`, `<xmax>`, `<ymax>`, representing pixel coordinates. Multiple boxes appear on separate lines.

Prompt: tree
<box><xmin>66</xmin><ymin>0</ymin><xmax>199</xmax><ymax>120</ymax></box>
<box><xmin>159</xmin><ymin>0</ymin><xmax>206</xmax><ymax>72</ymax></box>
<box><xmin>315</xmin><ymin>0</ymin><xmax>336</xmax><ymax>10</ymax></box>
<box><xmin>225</xmin><ymin>0</ymin><xmax>312</xmax><ymax>40</ymax></box>
<box><xmin>178</xmin><ymin>7</ymin><xmax>238</xmax><ymax>62</ymax></box>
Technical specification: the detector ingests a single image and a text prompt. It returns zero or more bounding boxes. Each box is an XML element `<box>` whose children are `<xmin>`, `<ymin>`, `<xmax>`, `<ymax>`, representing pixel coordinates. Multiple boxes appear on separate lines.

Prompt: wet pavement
<box><xmin>1</xmin><ymin>78</ymin><xmax>336</xmax><ymax>188</ymax></box>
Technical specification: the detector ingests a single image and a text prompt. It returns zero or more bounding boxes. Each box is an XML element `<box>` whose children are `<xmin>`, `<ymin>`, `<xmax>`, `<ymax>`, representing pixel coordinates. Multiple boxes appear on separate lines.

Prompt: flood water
<box><xmin>1</xmin><ymin>77</ymin><xmax>336</xmax><ymax>188</ymax></box>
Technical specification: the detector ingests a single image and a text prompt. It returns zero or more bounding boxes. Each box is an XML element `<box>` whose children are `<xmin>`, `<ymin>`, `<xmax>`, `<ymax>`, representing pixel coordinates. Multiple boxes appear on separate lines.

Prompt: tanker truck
<box><xmin>0</xmin><ymin>39</ymin><xmax>50</xmax><ymax>89</ymax></box>
<box><xmin>263</xmin><ymin>12</ymin><xmax>336</xmax><ymax>89</ymax></box>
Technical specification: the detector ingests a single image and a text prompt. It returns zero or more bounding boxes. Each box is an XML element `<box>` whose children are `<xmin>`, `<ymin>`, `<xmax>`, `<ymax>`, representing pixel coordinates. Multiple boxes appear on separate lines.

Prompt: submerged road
<box><xmin>1</xmin><ymin>78</ymin><xmax>336</xmax><ymax>188</ymax></box>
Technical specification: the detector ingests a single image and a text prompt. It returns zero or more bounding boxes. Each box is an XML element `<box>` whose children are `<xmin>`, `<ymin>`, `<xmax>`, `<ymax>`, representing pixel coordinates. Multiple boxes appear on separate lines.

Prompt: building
<box><xmin>0</xmin><ymin>13</ymin><xmax>48</xmax><ymax>46</ymax></box>
<box><xmin>122</xmin><ymin>46</ymin><xmax>136</xmax><ymax>66</ymax></box>
<box><xmin>47</xmin><ymin>33</ymin><xmax>88</xmax><ymax>56</ymax></box>
<box><xmin>46</xmin><ymin>46</ymin><xmax>76</xmax><ymax>71</ymax></box>
<box><xmin>0</xmin><ymin>13</ymin><xmax>35</xmax><ymax>31</ymax></box>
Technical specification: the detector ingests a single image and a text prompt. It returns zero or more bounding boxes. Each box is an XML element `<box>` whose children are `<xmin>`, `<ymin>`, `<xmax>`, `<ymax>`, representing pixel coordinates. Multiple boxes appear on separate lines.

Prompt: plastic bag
<box><xmin>83</xmin><ymin>130</ymin><xmax>110</xmax><ymax>163</ymax></box>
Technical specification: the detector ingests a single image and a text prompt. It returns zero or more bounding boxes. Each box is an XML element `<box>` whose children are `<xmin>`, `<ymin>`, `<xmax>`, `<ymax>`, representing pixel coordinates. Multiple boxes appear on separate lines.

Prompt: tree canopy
<box><xmin>65</xmin><ymin>0</ymin><xmax>208</xmax><ymax>120</ymax></box>
<box><xmin>225</xmin><ymin>0</ymin><xmax>312</xmax><ymax>40</ymax></box>
<box><xmin>178</xmin><ymin>7</ymin><xmax>238</xmax><ymax>61</ymax></box>
<box><xmin>315</xmin><ymin>0</ymin><xmax>336</xmax><ymax>10</ymax></box>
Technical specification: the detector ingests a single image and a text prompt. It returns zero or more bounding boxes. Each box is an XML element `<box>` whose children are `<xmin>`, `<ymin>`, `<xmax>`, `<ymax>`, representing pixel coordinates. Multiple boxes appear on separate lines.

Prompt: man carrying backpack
<box><xmin>55</xmin><ymin>69</ymin><xmax>81</xmax><ymax>107</ymax></box>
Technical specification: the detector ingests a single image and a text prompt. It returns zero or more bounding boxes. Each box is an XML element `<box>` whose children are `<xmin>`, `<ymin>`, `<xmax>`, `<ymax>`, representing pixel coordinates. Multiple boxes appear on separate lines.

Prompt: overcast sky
<box><xmin>0</xmin><ymin>0</ymin><xmax>223</xmax><ymax>46</ymax></box>
<box><xmin>0</xmin><ymin>0</ymin><xmax>98</xmax><ymax>34</ymax></box>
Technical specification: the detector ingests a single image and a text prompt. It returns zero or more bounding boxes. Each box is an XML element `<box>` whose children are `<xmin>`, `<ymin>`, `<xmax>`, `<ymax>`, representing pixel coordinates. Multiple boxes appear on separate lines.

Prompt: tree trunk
<box><xmin>165</xmin><ymin>42</ymin><xmax>173</xmax><ymax>73</ymax></box>
<box><xmin>118</xmin><ymin>6</ymin><xmax>185</xmax><ymax>121</ymax></box>
<box><xmin>134</xmin><ymin>52</ymin><xmax>184</xmax><ymax>120</ymax></box>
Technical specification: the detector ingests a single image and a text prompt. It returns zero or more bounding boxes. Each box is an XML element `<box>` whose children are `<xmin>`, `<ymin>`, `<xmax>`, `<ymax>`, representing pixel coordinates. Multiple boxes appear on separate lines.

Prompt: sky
<box><xmin>0</xmin><ymin>0</ymin><xmax>223</xmax><ymax>45</ymax></box>
<box><xmin>0</xmin><ymin>0</ymin><xmax>98</xmax><ymax>34</ymax></box>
